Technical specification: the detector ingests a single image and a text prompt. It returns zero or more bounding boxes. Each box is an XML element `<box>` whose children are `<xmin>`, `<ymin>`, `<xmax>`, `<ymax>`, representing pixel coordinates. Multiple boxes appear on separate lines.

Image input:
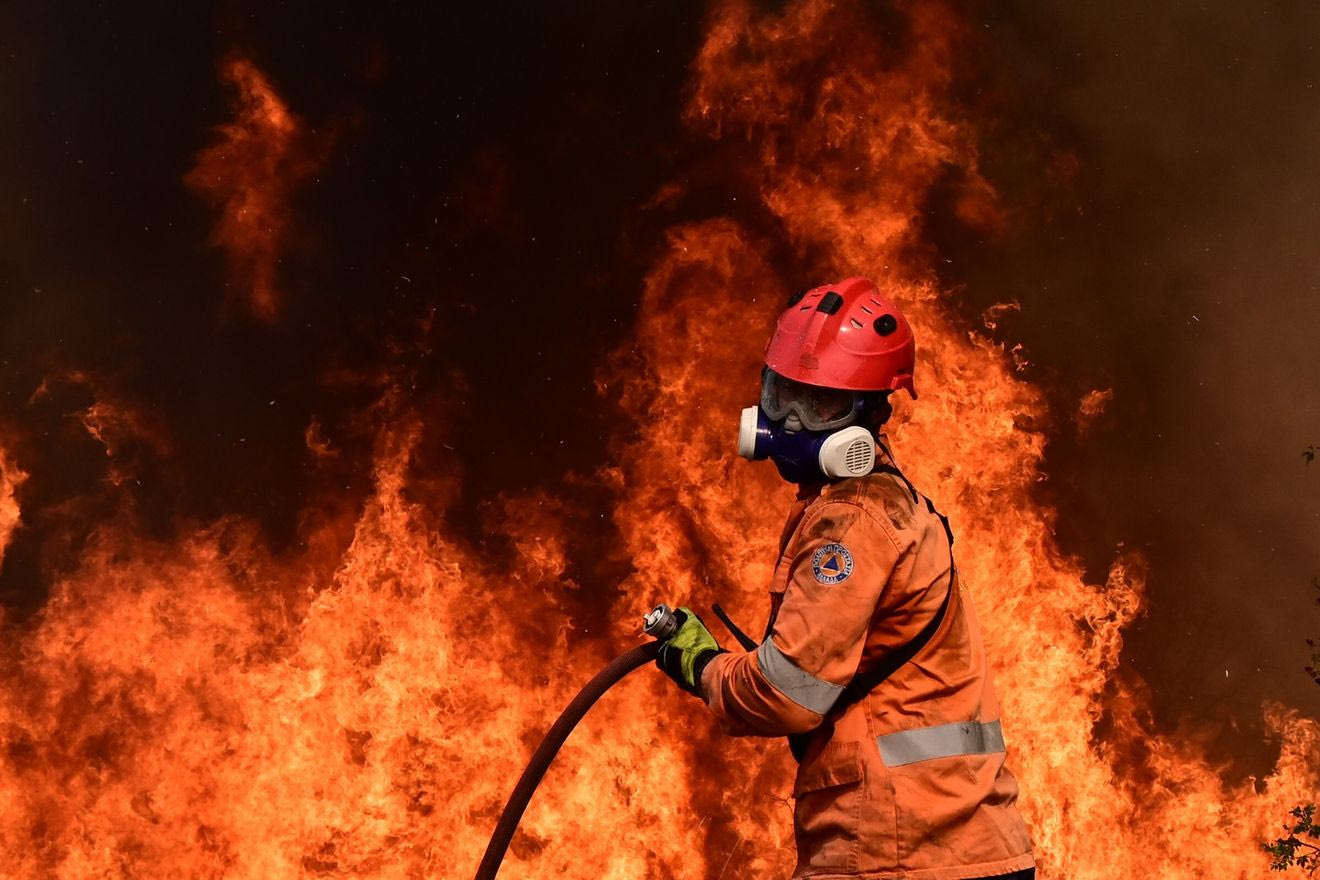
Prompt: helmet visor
<box><xmin>760</xmin><ymin>369</ymin><xmax>862</xmax><ymax>431</ymax></box>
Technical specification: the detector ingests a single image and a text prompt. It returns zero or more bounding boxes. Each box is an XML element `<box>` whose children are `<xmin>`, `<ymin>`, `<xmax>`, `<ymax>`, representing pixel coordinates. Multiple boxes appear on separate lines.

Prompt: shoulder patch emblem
<box><xmin>811</xmin><ymin>543</ymin><xmax>854</xmax><ymax>585</ymax></box>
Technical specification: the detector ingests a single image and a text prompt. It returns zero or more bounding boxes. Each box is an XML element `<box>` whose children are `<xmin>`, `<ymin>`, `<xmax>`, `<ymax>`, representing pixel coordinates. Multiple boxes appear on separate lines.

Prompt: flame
<box><xmin>29</xmin><ymin>370</ymin><xmax>172</xmax><ymax>488</ymax></box>
<box><xmin>609</xmin><ymin>1</ymin><xmax>1319</xmax><ymax>877</ymax></box>
<box><xmin>1076</xmin><ymin>388</ymin><xmax>1115</xmax><ymax>433</ymax></box>
<box><xmin>185</xmin><ymin>58</ymin><xmax>323</xmax><ymax>322</ymax></box>
<box><xmin>0</xmin><ymin>449</ymin><xmax>24</xmax><ymax>573</ymax></box>
<box><xmin>0</xmin><ymin>408</ymin><xmax>689</xmax><ymax>878</ymax></box>
<box><xmin>0</xmin><ymin>2</ymin><xmax>1315</xmax><ymax>879</ymax></box>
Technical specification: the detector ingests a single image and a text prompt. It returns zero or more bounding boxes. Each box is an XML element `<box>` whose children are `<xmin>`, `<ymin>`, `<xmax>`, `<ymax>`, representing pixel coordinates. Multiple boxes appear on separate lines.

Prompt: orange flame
<box><xmin>0</xmin><ymin>2</ymin><xmax>1314</xmax><ymax>879</ymax></box>
<box><xmin>0</xmin><ymin>399</ymin><xmax>710</xmax><ymax>877</ymax></box>
<box><xmin>0</xmin><ymin>450</ymin><xmax>24</xmax><ymax>574</ymax></box>
<box><xmin>1076</xmin><ymin>388</ymin><xmax>1115</xmax><ymax>433</ymax></box>
<box><xmin>29</xmin><ymin>370</ymin><xmax>173</xmax><ymax>488</ymax></box>
<box><xmin>185</xmin><ymin>58</ymin><xmax>322</xmax><ymax>322</ymax></box>
<box><xmin>607</xmin><ymin>0</ymin><xmax>1319</xmax><ymax>876</ymax></box>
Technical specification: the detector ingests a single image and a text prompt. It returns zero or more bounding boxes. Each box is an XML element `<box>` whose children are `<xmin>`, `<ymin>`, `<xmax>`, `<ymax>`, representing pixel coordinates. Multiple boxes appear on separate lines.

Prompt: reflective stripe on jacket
<box><xmin>702</xmin><ymin>441</ymin><xmax>1035</xmax><ymax>879</ymax></box>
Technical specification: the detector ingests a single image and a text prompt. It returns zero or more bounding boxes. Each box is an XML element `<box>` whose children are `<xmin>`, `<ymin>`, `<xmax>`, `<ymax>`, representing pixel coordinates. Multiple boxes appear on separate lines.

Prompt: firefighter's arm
<box><xmin>700</xmin><ymin>500</ymin><xmax>902</xmax><ymax>736</ymax></box>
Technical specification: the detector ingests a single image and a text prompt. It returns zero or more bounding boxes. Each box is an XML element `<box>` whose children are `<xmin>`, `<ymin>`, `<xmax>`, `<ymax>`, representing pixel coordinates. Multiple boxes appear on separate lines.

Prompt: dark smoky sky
<box><xmin>0</xmin><ymin>1</ymin><xmax>1316</xmax><ymax>776</ymax></box>
<box><xmin>0</xmin><ymin>0</ymin><xmax>707</xmax><ymax>603</ymax></box>
<box><xmin>960</xmin><ymin>1</ymin><xmax>1320</xmax><ymax>773</ymax></box>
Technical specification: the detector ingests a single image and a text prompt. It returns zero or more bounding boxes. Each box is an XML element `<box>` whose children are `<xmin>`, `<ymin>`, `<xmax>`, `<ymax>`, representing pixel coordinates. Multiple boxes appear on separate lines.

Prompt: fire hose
<box><xmin>474</xmin><ymin>603</ymin><xmax>757</xmax><ymax>880</ymax></box>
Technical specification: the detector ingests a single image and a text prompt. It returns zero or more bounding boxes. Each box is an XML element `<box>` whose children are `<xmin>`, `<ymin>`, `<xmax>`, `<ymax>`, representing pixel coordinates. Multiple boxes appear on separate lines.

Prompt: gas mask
<box><xmin>736</xmin><ymin>369</ymin><xmax>878</xmax><ymax>483</ymax></box>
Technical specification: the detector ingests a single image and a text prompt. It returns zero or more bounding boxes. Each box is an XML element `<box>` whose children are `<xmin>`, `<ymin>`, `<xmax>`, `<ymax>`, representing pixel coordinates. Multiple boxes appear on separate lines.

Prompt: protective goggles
<box><xmin>759</xmin><ymin>368</ymin><xmax>864</xmax><ymax>432</ymax></box>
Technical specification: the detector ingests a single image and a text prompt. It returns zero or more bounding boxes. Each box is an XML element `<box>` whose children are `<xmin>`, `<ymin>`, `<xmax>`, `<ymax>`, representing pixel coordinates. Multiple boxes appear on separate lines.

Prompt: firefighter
<box><xmin>656</xmin><ymin>277</ymin><xmax>1037</xmax><ymax>879</ymax></box>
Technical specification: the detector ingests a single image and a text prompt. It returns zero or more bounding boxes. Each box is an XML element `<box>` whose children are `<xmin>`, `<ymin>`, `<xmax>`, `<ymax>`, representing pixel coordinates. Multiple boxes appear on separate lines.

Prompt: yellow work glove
<box><xmin>655</xmin><ymin>607</ymin><xmax>724</xmax><ymax>698</ymax></box>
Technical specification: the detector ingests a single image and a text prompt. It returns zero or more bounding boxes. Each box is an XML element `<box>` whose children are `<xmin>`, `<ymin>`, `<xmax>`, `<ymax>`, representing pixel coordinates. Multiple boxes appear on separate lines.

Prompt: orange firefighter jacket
<box><xmin>702</xmin><ymin>441</ymin><xmax>1035</xmax><ymax>879</ymax></box>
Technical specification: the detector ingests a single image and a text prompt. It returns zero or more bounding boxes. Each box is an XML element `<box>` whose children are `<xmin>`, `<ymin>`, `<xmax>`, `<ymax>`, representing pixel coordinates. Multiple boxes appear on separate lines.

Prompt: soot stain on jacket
<box><xmin>882</xmin><ymin>492</ymin><xmax>913</xmax><ymax>530</ymax></box>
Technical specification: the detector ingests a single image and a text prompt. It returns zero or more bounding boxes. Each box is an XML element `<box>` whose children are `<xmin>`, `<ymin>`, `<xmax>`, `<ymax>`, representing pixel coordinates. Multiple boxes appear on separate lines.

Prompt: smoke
<box><xmin>929</xmin><ymin>1</ymin><xmax>1320</xmax><ymax>771</ymax></box>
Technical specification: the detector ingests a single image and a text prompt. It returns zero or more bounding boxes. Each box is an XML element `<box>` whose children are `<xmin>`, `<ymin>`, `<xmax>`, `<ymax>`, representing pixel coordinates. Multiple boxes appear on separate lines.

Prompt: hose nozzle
<box><xmin>643</xmin><ymin>603</ymin><xmax>679</xmax><ymax>641</ymax></box>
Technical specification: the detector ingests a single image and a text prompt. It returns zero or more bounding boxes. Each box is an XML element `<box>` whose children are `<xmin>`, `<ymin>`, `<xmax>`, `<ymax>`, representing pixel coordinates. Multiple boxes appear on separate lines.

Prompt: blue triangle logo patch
<box><xmin>811</xmin><ymin>543</ymin><xmax>854</xmax><ymax>585</ymax></box>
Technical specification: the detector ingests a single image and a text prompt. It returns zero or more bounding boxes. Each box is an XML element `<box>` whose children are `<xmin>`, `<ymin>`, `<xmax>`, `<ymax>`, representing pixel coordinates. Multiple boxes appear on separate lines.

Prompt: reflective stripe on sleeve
<box><xmin>876</xmin><ymin>720</ymin><xmax>1005</xmax><ymax>766</ymax></box>
<box><xmin>755</xmin><ymin>637</ymin><xmax>844</xmax><ymax>715</ymax></box>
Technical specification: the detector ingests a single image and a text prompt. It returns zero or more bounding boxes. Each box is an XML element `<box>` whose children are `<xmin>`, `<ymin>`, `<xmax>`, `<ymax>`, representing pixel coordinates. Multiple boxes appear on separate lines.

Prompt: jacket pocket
<box><xmin>792</xmin><ymin>740</ymin><xmax>863</xmax><ymax>875</ymax></box>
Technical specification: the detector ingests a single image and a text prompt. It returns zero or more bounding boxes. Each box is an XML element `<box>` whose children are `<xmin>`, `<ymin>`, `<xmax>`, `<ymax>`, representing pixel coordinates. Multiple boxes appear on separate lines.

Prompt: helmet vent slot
<box><xmin>849</xmin><ymin>319</ymin><xmax>863</xmax><ymax>328</ymax></box>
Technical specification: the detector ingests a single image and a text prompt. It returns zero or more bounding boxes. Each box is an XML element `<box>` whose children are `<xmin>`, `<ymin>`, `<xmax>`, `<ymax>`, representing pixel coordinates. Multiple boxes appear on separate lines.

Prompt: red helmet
<box><xmin>763</xmin><ymin>276</ymin><xmax>917</xmax><ymax>398</ymax></box>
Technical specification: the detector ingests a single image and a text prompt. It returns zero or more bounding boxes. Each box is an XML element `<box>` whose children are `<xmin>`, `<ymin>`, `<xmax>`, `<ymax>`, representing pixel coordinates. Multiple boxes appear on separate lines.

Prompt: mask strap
<box><xmin>871</xmin><ymin>439</ymin><xmax>919</xmax><ymax>502</ymax></box>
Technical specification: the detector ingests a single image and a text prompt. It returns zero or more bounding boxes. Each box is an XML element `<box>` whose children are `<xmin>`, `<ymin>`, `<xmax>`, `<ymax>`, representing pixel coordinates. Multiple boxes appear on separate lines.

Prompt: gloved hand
<box><xmin>655</xmin><ymin>606</ymin><xmax>725</xmax><ymax>698</ymax></box>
